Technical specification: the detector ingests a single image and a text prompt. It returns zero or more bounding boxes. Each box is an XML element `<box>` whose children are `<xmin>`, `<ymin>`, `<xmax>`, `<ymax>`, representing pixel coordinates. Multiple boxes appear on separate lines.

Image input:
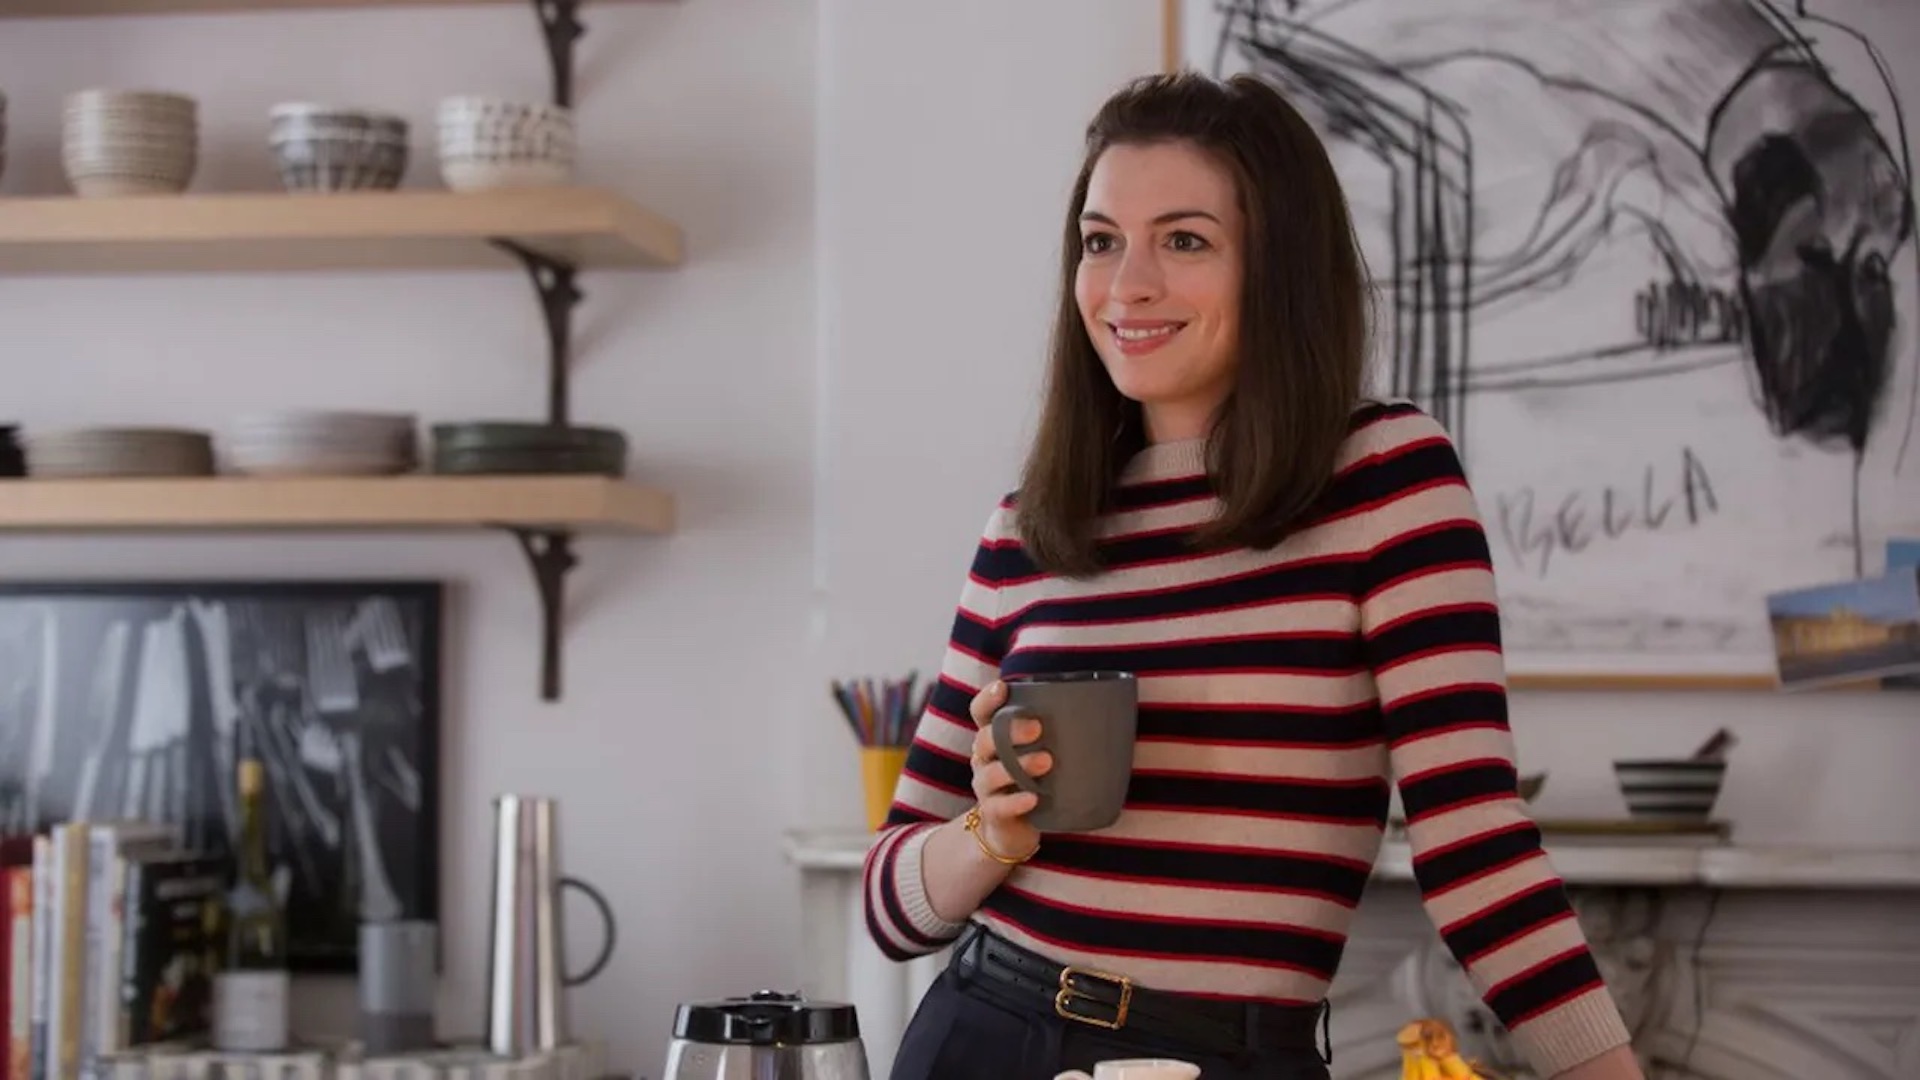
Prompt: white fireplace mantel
<box><xmin>785</xmin><ymin>827</ymin><xmax>1920</xmax><ymax>890</ymax></box>
<box><xmin>783</xmin><ymin>828</ymin><xmax>1920</xmax><ymax>1080</ymax></box>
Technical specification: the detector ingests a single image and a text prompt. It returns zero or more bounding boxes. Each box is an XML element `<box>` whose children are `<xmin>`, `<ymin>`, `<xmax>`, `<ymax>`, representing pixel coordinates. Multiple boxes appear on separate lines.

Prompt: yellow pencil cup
<box><xmin>860</xmin><ymin>747</ymin><xmax>910</xmax><ymax>831</ymax></box>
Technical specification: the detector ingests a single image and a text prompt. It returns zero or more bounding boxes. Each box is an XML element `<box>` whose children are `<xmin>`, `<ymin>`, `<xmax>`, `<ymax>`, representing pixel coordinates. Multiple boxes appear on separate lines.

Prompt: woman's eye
<box><xmin>1081</xmin><ymin>232</ymin><xmax>1116</xmax><ymax>255</ymax></box>
<box><xmin>1167</xmin><ymin>231</ymin><xmax>1210</xmax><ymax>253</ymax></box>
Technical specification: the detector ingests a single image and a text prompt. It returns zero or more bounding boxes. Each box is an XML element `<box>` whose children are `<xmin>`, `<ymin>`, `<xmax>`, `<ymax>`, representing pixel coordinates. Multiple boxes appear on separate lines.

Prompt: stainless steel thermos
<box><xmin>484</xmin><ymin>794</ymin><xmax>617</xmax><ymax>1057</ymax></box>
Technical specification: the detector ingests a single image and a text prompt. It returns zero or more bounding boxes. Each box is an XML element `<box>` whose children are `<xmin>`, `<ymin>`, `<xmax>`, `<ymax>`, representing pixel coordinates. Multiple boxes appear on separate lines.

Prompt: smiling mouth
<box><xmin>1107</xmin><ymin>322</ymin><xmax>1186</xmax><ymax>353</ymax></box>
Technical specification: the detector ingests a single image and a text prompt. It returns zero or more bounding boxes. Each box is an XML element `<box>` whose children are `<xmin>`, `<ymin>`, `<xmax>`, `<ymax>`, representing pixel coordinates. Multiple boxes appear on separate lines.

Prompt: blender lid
<box><xmin>672</xmin><ymin>990</ymin><xmax>861</xmax><ymax>1045</ymax></box>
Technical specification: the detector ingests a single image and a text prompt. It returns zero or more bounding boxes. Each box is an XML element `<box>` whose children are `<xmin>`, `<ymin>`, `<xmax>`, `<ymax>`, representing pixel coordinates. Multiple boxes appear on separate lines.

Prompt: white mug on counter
<box><xmin>1055</xmin><ymin>1060</ymin><xmax>1201</xmax><ymax>1080</ymax></box>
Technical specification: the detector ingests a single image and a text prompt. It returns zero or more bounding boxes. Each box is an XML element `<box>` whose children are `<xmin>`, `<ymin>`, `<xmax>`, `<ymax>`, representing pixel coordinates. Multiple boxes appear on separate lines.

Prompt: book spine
<box><xmin>3</xmin><ymin>866</ymin><xmax>29</xmax><ymax>1080</ymax></box>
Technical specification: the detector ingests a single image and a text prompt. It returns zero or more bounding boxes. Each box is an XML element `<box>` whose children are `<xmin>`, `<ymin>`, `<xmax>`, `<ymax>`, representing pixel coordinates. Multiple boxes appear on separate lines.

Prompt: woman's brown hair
<box><xmin>1015</xmin><ymin>71</ymin><xmax>1372</xmax><ymax>577</ymax></box>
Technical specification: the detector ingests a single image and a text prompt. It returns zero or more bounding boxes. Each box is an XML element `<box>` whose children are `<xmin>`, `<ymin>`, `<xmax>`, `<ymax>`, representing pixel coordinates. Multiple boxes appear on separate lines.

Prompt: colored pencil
<box><xmin>830</xmin><ymin>670</ymin><xmax>928</xmax><ymax>747</ymax></box>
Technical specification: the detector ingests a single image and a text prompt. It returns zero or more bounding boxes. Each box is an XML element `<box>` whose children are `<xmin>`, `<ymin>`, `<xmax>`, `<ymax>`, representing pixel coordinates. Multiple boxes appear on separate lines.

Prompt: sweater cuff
<box><xmin>1509</xmin><ymin>985</ymin><xmax>1634</xmax><ymax>1077</ymax></box>
<box><xmin>893</xmin><ymin>823</ymin><xmax>970</xmax><ymax>943</ymax></box>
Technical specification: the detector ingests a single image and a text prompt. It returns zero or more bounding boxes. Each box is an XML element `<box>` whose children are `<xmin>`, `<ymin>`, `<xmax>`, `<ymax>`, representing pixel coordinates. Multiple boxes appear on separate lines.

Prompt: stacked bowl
<box><xmin>269</xmin><ymin>104</ymin><xmax>409</xmax><ymax>192</ymax></box>
<box><xmin>22</xmin><ymin>426</ymin><xmax>214</xmax><ymax>477</ymax></box>
<box><xmin>1</xmin><ymin>91</ymin><xmax>8</xmax><ymax>186</ymax></box>
<box><xmin>63</xmin><ymin>89</ymin><xmax>198</xmax><ymax>196</ymax></box>
<box><xmin>223</xmin><ymin>410</ymin><xmax>418</xmax><ymax>476</ymax></box>
<box><xmin>437</xmin><ymin>96</ymin><xmax>574</xmax><ymax>191</ymax></box>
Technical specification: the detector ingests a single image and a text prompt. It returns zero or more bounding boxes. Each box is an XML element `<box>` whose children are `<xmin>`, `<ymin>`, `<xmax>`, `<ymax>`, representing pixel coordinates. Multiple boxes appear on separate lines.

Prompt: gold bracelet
<box><xmin>963</xmin><ymin>806</ymin><xmax>1039</xmax><ymax>866</ymax></box>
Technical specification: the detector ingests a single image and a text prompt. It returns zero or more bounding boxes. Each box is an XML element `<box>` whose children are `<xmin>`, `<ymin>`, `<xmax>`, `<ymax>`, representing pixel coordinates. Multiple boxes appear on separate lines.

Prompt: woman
<box><xmin>863</xmin><ymin>72</ymin><xmax>1644</xmax><ymax>1080</ymax></box>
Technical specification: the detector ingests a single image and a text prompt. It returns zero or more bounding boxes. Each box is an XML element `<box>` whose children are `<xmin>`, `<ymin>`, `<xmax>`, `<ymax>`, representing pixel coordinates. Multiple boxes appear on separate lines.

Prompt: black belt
<box><xmin>950</xmin><ymin>923</ymin><xmax>1331</xmax><ymax>1063</ymax></box>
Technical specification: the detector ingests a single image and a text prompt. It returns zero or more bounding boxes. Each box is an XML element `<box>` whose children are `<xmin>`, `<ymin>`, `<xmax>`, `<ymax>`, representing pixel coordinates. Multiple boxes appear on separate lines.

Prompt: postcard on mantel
<box><xmin>1767</xmin><ymin>548</ymin><xmax>1920</xmax><ymax>690</ymax></box>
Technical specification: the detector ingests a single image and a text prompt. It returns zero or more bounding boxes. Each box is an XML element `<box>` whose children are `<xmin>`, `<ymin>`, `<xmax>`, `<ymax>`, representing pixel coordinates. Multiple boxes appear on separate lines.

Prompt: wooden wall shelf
<box><xmin>0</xmin><ymin>0</ymin><xmax>649</xmax><ymax>16</ymax></box>
<box><xmin>2</xmin><ymin>0</ymin><xmax>681</xmax><ymax>702</ymax></box>
<box><xmin>0</xmin><ymin>475</ymin><xmax>675</xmax><ymax>534</ymax></box>
<box><xmin>0</xmin><ymin>188</ymin><xmax>684</xmax><ymax>274</ymax></box>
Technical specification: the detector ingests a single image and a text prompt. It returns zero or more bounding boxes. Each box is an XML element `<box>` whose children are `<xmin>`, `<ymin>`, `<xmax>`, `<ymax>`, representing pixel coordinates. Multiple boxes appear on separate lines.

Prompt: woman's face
<box><xmin>1075</xmin><ymin>139</ymin><xmax>1245</xmax><ymax>442</ymax></box>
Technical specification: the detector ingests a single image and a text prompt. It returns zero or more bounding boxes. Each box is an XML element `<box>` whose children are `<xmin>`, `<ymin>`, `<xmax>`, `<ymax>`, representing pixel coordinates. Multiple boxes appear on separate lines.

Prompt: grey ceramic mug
<box><xmin>990</xmin><ymin>670</ymin><xmax>1139</xmax><ymax>833</ymax></box>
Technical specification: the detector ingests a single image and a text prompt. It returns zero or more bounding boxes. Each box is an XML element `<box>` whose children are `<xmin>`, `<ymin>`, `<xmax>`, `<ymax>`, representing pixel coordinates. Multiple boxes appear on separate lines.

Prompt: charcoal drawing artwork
<box><xmin>0</xmin><ymin>581</ymin><xmax>442</xmax><ymax>972</ymax></box>
<box><xmin>1183</xmin><ymin>0</ymin><xmax>1918</xmax><ymax>671</ymax></box>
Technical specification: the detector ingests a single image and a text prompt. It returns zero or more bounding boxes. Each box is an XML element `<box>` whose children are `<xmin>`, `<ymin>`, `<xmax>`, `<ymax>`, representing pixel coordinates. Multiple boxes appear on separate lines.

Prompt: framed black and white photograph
<box><xmin>0</xmin><ymin>579</ymin><xmax>443</xmax><ymax>973</ymax></box>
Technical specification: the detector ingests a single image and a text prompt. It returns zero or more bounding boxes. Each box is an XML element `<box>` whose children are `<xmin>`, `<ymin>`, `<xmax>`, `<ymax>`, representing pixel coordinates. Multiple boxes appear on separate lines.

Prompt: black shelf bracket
<box><xmin>510</xmin><ymin>527</ymin><xmax>578</xmax><ymax>702</ymax></box>
<box><xmin>490</xmin><ymin>238</ymin><xmax>583</xmax><ymax>426</ymax></box>
<box><xmin>532</xmin><ymin>0</ymin><xmax>586</xmax><ymax>110</ymax></box>
<box><xmin>533</xmin><ymin>0</ymin><xmax>583</xmax><ymax>108</ymax></box>
<box><xmin>484</xmin><ymin>239</ymin><xmax>586</xmax><ymax>701</ymax></box>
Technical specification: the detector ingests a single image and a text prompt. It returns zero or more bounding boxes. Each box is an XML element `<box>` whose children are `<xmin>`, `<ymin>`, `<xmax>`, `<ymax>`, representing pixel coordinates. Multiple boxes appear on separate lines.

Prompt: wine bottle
<box><xmin>212</xmin><ymin>757</ymin><xmax>291</xmax><ymax>1052</ymax></box>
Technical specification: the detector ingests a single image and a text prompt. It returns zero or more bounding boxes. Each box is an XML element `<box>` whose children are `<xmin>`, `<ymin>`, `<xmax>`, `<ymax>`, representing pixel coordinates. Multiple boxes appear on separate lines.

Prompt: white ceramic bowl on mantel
<box><xmin>436</xmin><ymin>95</ymin><xmax>575</xmax><ymax>192</ymax></box>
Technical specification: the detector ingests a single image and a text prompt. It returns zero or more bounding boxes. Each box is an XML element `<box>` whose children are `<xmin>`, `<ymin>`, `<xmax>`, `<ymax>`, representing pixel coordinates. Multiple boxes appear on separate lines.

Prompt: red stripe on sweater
<box><xmin>1358</xmin><ymin>555</ymin><xmax>1489</xmax><ymax>604</ymax></box>
<box><xmin>1132</xmin><ymin>767</ymin><xmax>1382</xmax><ymax>789</ymax></box>
<box><xmin>1123</xmin><ymin>801</ymin><xmax>1379</xmax><ymax>827</ymax></box>
<box><xmin>1485</xmin><ymin>946</ymin><xmax>1606</xmax><ymax>1023</ymax></box>
<box><xmin>1364</xmin><ymin>600</ymin><xmax>1497</xmax><ymax>638</ymax></box>
<box><xmin>1414</xmin><ymin>846</ymin><xmax>1546</xmax><ymax>899</ymax></box>
<box><xmin>1404</xmin><ymin>790</ymin><xmax>1512</xmax><ymax>825</ymax></box>
<box><xmin>1376</xmin><ymin>680</ymin><xmax>1505</xmax><ymax>712</ymax></box>
<box><xmin>1062</xmin><ymin>831</ymin><xmax>1373</xmax><ymax>872</ymax></box>
<box><xmin>1001</xmin><ymin>882</ymin><xmax>1348</xmax><ymax>943</ymax></box>
<box><xmin>1447</xmin><ymin>892</ymin><xmax>1577</xmax><ymax>962</ymax></box>
<box><xmin>1365</xmin><ymin>642</ymin><xmax>1494</xmax><ymax>676</ymax></box>
<box><xmin>1388</xmin><ymin>720</ymin><xmax>1510</xmax><ymax>750</ymax></box>
<box><xmin>1016</xmin><ymin>591</ymin><xmax>1354</xmax><ymax>631</ymax></box>
<box><xmin>1412</xmin><ymin>820</ymin><xmax>1538</xmax><ymax>866</ymax></box>
<box><xmin>993</xmin><ymin>554</ymin><xmax>1362</xmax><ymax>627</ymax></box>
<box><xmin>1020</xmin><ymin>628</ymin><xmax>1354</xmax><ymax>653</ymax></box>
<box><xmin>1335</xmin><ymin>432</ymin><xmax>1450</xmax><ymax>479</ymax></box>
<box><xmin>978</xmin><ymin>909</ymin><xmax>1333</xmax><ymax>982</ymax></box>
<box><xmin>1397</xmin><ymin>756</ymin><xmax>1514</xmax><ymax>787</ymax></box>
<box><xmin>1027</xmin><ymin>861</ymin><xmax>1362</xmax><ymax>908</ymax></box>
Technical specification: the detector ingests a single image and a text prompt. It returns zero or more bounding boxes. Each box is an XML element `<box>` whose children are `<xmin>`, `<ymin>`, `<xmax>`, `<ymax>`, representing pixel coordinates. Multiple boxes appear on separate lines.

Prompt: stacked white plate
<box><xmin>437</xmin><ymin>96</ymin><xmax>574</xmax><ymax>191</ymax></box>
<box><xmin>223</xmin><ymin>410</ymin><xmax>418</xmax><ymax>476</ymax></box>
<box><xmin>23</xmin><ymin>426</ymin><xmax>215</xmax><ymax>477</ymax></box>
<box><xmin>63</xmin><ymin>89</ymin><xmax>198</xmax><ymax>197</ymax></box>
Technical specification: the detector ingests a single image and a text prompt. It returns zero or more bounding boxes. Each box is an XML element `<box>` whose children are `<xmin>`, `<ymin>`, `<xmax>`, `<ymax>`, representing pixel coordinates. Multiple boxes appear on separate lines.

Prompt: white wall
<box><xmin>3</xmin><ymin>0</ymin><xmax>1917</xmax><ymax>1075</ymax></box>
<box><xmin>0</xmin><ymin>0</ymin><xmax>815</xmax><ymax>1073</ymax></box>
<box><xmin>807</xmin><ymin>0</ymin><xmax>1171</xmax><ymax>819</ymax></box>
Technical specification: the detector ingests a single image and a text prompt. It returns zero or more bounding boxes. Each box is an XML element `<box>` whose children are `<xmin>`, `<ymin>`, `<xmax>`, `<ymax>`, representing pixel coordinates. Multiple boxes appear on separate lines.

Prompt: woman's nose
<box><xmin>1111</xmin><ymin>245</ymin><xmax>1165</xmax><ymax>303</ymax></box>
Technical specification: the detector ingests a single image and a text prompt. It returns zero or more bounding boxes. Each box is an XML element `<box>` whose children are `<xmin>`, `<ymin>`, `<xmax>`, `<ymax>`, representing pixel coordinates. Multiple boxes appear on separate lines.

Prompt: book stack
<box><xmin>1</xmin><ymin>822</ymin><xmax>231</xmax><ymax>1080</ymax></box>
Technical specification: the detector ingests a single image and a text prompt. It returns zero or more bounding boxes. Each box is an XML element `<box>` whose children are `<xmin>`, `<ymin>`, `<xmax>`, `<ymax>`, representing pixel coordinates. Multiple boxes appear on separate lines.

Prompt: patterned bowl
<box><xmin>269</xmin><ymin>104</ymin><xmax>408</xmax><ymax>192</ymax></box>
<box><xmin>436</xmin><ymin>96</ymin><xmax>574</xmax><ymax>191</ymax></box>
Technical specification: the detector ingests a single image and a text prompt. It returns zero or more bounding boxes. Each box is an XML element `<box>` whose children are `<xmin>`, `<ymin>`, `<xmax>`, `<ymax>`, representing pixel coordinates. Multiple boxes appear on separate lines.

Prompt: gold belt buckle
<box><xmin>1054</xmin><ymin>965</ymin><xmax>1133</xmax><ymax>1030</ymax></box>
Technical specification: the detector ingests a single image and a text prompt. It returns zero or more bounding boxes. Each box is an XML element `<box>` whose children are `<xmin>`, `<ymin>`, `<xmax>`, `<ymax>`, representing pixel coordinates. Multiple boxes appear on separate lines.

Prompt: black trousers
<box><xmin>888</xmin><ymin>941</ymin><xmax>1332</xmax><ymax>1079</ymax></box>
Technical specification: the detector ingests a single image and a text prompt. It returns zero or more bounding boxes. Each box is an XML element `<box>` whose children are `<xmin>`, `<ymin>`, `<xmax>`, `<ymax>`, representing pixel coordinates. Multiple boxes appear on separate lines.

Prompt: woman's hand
<box><xmin>914</xmin><ymin>679</ymin><xmax>1052</xmax><ymax>923</ymax></box>
<box><xmin>967</xmin><ymin>680</ymin><xmax>1048</xmax><ymax>861</ymax></box>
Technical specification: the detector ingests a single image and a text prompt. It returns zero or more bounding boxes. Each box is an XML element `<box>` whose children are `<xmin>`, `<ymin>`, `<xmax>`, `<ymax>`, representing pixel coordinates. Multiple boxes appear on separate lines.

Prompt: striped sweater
<box><xmin>862</xmin><ymin>401</ymin><xmax>1632</xmax><ymax>1077</ymax></box>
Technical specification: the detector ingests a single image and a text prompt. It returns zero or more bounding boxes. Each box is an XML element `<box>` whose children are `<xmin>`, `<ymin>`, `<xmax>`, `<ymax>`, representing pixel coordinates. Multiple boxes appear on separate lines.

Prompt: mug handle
<box><xmin>561</xmin><ymin>875</ymin><xmax>618</xmax><ymax>986</ymax></box>
<box><xmin>990</xmin><ymin>703</ymin><xmax>1048</xmax><ymax>795</ymax></box>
